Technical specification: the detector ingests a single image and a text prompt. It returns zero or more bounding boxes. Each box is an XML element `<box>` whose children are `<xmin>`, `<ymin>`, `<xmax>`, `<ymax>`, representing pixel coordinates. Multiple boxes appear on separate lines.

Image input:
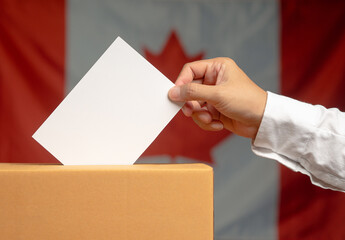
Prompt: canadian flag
<box><xmin>1</xmin><ymin>0</ymin><xmax>345</xmax><ymax>239</ymax></box>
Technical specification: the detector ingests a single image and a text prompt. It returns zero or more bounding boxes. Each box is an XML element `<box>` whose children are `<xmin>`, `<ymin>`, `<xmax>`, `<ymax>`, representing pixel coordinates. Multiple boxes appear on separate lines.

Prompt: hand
<box><xmin>168</xmin><ymin>57</ymin><xmax>267</xmax><ymax>140</ymax></box>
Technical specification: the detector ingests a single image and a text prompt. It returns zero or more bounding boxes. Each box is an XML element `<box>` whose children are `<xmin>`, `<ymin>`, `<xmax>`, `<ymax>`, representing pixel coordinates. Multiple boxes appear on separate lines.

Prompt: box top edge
<box><xmin>0</xmin><ymin>163</ymin><xmax>213</xmax><ymax>172</ymax></box>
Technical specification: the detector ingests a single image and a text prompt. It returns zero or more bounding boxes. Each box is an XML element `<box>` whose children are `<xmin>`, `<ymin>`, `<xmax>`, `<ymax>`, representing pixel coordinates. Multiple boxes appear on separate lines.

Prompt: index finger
<box><xmin>175</xmin><ymin>59</ymin><xmax>213</xmax><ymax>86</ymax></box>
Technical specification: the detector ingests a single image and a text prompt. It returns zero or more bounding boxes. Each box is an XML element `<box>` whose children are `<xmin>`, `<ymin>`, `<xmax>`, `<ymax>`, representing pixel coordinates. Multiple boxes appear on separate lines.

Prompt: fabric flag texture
<box><xmin>1</xmin><ymin>0</ymin><xmax>345</xmax><ymax>239</ymax></box>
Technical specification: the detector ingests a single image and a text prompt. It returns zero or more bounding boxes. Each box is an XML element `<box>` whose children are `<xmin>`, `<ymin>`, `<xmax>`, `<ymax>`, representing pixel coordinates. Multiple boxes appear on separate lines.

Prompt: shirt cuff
<box><xmin>251</xmin><ymin>91</ymin><xmax>345</xmax><ymax>192</ymax></box>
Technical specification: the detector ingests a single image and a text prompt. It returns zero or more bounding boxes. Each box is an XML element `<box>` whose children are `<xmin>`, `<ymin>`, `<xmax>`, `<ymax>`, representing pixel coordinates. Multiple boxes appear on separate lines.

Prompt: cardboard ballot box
<box><xmin>0</xmin><ymin>163</ymin><xmax>213</xmax><ymax>240</ymax></box>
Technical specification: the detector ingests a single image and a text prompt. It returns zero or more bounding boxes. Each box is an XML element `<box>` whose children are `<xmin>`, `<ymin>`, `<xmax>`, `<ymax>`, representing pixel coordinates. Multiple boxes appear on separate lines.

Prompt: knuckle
<box><xmin>223</xmin><ymin>57</ymin><xmax>236</xmax><ymax>65</ymax></box>
<box><xmin>213</xmin><ymin>57</ymin><xmax>236</xmax><ymax>69</ymax></box>
<box><xmin>181</xmin><ymin>63</ymin><xmax>195</xmax><ymax>79</ymax></box>
<box><xmin>182</xmin><ymin>63</ymin><xmax>191</xmax><ymax>71</ymax></box>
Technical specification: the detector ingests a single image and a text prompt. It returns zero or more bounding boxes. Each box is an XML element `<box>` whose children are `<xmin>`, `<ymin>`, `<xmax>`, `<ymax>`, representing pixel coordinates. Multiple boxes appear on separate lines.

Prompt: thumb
<box><xmin>169</xmin><ymin>83</ymin><xmax>217</xmax><ymax>102</ymax></box>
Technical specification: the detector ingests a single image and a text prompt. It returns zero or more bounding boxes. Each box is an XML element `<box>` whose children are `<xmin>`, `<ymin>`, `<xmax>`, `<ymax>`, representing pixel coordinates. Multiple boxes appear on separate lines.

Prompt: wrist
<box><xmin>251</xmin><ymin>90</ymin><xmax>267</xmax><ymax>140</ymax></box>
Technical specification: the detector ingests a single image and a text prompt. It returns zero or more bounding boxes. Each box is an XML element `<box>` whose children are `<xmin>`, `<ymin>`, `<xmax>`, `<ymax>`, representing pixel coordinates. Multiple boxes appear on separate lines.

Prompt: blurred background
<box><xmin>1</xmin><ymin>0</ymin><xmax>345</xmax><ymax>239</ymax></box>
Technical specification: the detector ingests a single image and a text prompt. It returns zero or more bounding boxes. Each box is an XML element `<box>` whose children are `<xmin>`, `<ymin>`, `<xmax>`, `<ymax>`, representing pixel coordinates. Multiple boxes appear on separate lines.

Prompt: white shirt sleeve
<box><xmin>252</xmin><ymin>91</ymin><xmax>345</xmax><ymax>192</ymax></box>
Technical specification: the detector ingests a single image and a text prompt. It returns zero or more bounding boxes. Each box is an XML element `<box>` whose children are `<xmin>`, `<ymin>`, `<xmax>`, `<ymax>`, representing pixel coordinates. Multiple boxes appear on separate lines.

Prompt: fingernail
<box><xmin>199</xmin><ymin>113</ymin><xmax>211</xmax><ymax>123</ymax></box>
<box><xmin>210</xmin><ymin>122</ymin><xmax>223</xmax><ymax>130</ymax></box>
<box><xmin>169</xmin><ymin>86</ymin><xmax>181</xmax><ymax>101</ymax></box>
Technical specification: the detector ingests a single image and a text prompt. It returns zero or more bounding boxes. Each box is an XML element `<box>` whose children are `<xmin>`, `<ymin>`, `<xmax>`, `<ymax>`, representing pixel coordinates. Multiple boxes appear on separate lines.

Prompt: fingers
<box><xmin>181</xmin><ymin>100</ymin><xmax>209</xmax><ymax>117</ymax></box>
<box><xmin>192</xmin><ymin>117</ymin><xmax>224</xmax><ymax>131</ymax></box>
<box><xmin>193</xmin><ymin>111</ymin><xmax>212</xmax><ymax>124</ymax></box>
<box><xmin>191</xmin><ymin>109</ymin><xmax>223</xmax><ymax>131</ymax></box>
<box><xmin>203</xmin><ymin>62</ymin><xmax>224</xmax><ymax>85</ymax></box>
<box><xmin>175</xmin><ymin>58</ymin><xmax>228</xmax><ymax>86</ymax></box>
<box><xmin>205</xmin><ymin>103</ymin><xmax>220</xmax><ymax>120</ymax></box>
<box><xmin>169</xmin><ymin>59</ymin><xmax>225</xmax><ymax>103</ymax></box>
<box><xmin>181</xmin><ymin>101</ymin><xmax>198</xmax><ymax>117</ymax></box>
<box><xmin>169</xmin><ymin>82</ymin><xmax>218</xmax><ymax>103</ymax></box>
<box><xmin>175</xmin><ymin>60</ymin><xmax>213</xmax><ymax>86</ymax></box>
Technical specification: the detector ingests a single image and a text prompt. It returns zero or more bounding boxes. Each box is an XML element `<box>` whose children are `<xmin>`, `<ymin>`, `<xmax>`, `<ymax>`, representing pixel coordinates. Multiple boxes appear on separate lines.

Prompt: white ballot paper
<box><xmin>33</xmin><ymin>37</ymin><xmax>182</xmax><ymax>165</ymax></box>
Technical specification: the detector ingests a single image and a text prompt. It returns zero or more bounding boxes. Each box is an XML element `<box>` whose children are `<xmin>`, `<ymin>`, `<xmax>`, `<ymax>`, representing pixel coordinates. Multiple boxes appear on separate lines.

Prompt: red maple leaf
<box><xmin>141</xmin><ymin>30</ymin><xmax>231</xmax><ymax>164</ymax></box>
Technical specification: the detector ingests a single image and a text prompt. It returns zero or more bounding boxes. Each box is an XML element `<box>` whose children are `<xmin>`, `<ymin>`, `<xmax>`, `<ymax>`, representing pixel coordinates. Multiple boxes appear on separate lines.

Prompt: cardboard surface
<box><xmin>0</xmin><ymin>163</ymin><xmax>213</xmax><ymax>240</ymax></box>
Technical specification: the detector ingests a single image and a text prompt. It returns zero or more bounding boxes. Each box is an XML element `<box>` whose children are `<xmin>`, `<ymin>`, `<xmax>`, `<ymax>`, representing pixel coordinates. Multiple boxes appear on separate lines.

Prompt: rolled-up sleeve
<box><xmin>252</xmin><ymin>91</ymin><xmax>345</xmax><ymax>192</ymax></box>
